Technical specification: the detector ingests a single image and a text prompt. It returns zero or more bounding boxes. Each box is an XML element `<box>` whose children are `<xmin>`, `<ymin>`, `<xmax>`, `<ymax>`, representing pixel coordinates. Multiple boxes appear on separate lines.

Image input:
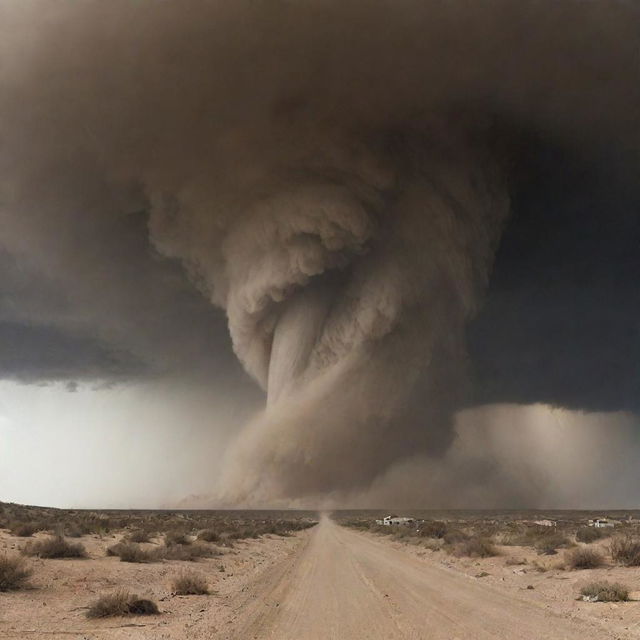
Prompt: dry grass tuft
<box><xmin>86</xmin><ymin>590</ymin><xmax>159</xmax><ymax>618</ymax></box>
<box><xmin>0</xmin><ymin>555</ymin><xmax>32</xmax><ymax>591</ymax></box>
<box><xmin>172</xmin><ymin>570</ymin><xmax>209</xmax><ymax>595</ymax></box>
<box><xmin>566</xmin><ymin>547</ymin><xmax>604</xmax><ymax>570</ymax></box>
<box><xmin>22</xmin><ymin>535</ymin><xmax>86</xmax><ymax>559</ymax></box>
<box><xmin>580</xmin><ymin>581</ymin><xmax>629</xmax><ymax>602</ymax></box>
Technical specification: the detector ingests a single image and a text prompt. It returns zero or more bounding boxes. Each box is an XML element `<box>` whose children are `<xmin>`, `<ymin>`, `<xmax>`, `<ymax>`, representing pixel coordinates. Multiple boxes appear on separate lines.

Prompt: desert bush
<box><xmin>0</xmin><ymin>555</ymin><xmax>32</xmax><ymax>591</ymax></box>
<box><xmin>128</xmin><ymin>529</ymin><xmax>152</xmax><ymax>543</ymax></box>
<box><xmin>172</xmin><ymin>570</ymin><xmax>209</xmax><ymax>595</ymax></box>
<box><xmin>165</xmin><ymin>531</ymin><xmax>191</xmax><ymax>546</ymax></box>
<box><xmin>86</xmin><ymin>590</ymin><xmax>159</xmax><ymax>618</ymax></box>
<box><xmin>453</xmin><ymin>537</ymin><xmax>499</xmax><ymax>558</ymax></box>
<box><xmin>63</xmin><ymin>523</ymin><xmax>86</xmax><ymax>538</ymax></box>
<box><xmin>580</xmin><ymin>581</ymin><xmax>629</xmax><ymax>602</ymax></box>
<box><xmin>391</xmin><ymin>527</ymin><xmax>414</xmax><ymax>541</ymax></box>
<box><xmin>566</xmin><ymin>547</ymin><xmax>604</xmax><ymax>569</ymax></box>
<box><xmin>23</xmin><ymin>536</ymin><xmax>86</xmax><ymax>559</ymax></box>
<box><xmin>10</xmin><ymin>522</ymin><xmax>39</xmax><ymax>537</ymax></box>
<box><xmin>576</xmin><ymin>527</ymin><xmax>604</xmax><ymax>544</ymax></box>
<box><xmin>416</xmin><ymin>538</ymin><xmax>439</xmax><ymax>552</ymax></box>
<box><xmin>534</xmin><ymin>532</ymin><xmax>570</xmax><ymax>555</ymax></box>
<box><xmin>419</xmin><ymin>521</ymin><xmax>448</xmax><ymax>539</ymax></box>
<box><xmin>106</xmin><ymin>542</ymin><xmax>125</xmax><ymax>557</ymax></box>
<box><xmin>443</xmin><ymin>529</ymin><xmax>469</xmax><ymax>545</ymax></box>
<box><xmin>610</xmin><ymin>536</ymin><xmax>640</xmax><ymax>566</ymax></box>
<box><xmin>198</xmin><ymin>529</ymin><xmax>220</xmax><ymax>543</ymax></box>
<box><xmin>163</xmin><ymin>543</ymin><xmax>219</xmax><ymax>561</ymax></box>
<box><xmin>107</xmin><ymin>542</ymin><xmax>158</xmax><ymax>563</ymax></box>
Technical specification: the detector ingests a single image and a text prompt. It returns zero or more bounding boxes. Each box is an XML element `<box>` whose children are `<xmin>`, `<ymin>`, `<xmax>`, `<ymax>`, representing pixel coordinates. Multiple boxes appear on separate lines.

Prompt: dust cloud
<box><xmin>0</xmin><ymin>1</ymin><xmax>638</xmax><ymax>505</ymax></box>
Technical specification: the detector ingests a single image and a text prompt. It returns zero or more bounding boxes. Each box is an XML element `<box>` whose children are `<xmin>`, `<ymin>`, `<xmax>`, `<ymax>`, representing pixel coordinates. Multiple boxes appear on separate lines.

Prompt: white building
<box><xmin>376</xmin><ymin>515</ymin><xmax>415</xmax><ymax>526</ymax></box>
<box><xmin>589</xmin><ymin>518</ymin><xmax>616</xmax><ymax>528</ymax></box>
<box><xmin>533</xmin><ymin>519</ymin><xmax>556</xmax><ymax>527</ymax></box>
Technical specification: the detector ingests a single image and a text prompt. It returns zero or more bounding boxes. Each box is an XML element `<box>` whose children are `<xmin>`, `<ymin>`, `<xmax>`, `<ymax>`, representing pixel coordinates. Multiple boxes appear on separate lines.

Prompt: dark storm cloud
<box><xmin>0</xmin><ymin>321</ymin><xmax>144</xmax><ymax>383</ymax></box>
<box><xmin>0</xmin><ymin>0</ymin><xmax>639</xmax><ymax>502</ymax></box>
<box><xmin>469</xmin><ymin>143</ymin><xmax>640</xmax><ymax>412</ymax></box>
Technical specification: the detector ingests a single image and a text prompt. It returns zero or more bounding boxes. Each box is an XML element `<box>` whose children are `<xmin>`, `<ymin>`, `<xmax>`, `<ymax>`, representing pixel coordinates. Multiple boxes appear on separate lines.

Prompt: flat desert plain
<box><xmin>2</xmin><ymin>505</ymin><xmax>640</xmax><ymax>639</ymax></box>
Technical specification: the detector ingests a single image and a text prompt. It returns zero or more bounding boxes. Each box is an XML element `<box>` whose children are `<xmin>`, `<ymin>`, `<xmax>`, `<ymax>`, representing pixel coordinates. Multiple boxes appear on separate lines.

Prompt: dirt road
<box><xmin>232</xmin><ymin>515</ymin><xmax>625</xmax><ymax>640</ymax></box>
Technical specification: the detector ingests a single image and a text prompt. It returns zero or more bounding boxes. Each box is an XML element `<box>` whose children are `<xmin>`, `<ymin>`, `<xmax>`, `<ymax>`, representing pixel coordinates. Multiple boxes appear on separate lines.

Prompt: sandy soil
<box><xmin>0</xmin><ymin>527</ymin><xmax>308</xmax><ymax>639</ymax></box>
<box><xmin>376</xmin><ymin>528</ymin><xmax>640</xmax><ymax>639</ymax></box>
<box><xmin>234</xmin><ymin>516</ymin><xmax>640</xmax><ymax>639</ymax></box>
<box><xmin>3</xmin><ymin>517</ymin><xmax>640</xmax><ymax>639</ymax></box>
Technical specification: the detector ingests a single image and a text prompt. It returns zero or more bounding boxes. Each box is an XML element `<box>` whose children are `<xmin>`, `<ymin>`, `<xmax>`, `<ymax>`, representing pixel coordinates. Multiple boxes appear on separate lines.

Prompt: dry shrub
<box><xmin>198</xmin><ymin>529</ymin><xmax>220</xmax><ymax>543</ymax></box>
<box><xmin>128</xmin><ymin>529</ymin><xmax>152</xmax><ymax>543</ymax></box>
<box><xmin>391</xmin><ymin>527</ymin><xmax>414</xmax><ymax>541</ymax></box>
<box><xmin>566</xmin><ymin>547</ymin><xmax>604</xmax><ymax>570</ymax></box>
<box><xmin>418</xmin><ymin>521</ymin><xmax>448</xmax><ymax>538</ymax></box>
<box><xmin>534</xmin><ymin>532</ymin><xmax>570</xmax><ymax>555</ymax></box>
<box><xmin>453</xmin><ymin>537</ymin><xmax>499</xmax><ymax>558</ymax></box>
<box><xmin>10</xmin><ymin>522</ymin><xmax>38</xmax><ymax>537</ymax></box>
<box><xmin>63</xmin><ymin>523</ymin><xmax>85</xmax><ymax>538</ymax></box>
<box><xmin>576</xmin><ymin>527</ymin><xmax>604</xmax><ymax>544</ymax></box>
<box><xmin>580</xmin><ymin>581</ymin><xmax>629</xmax><ymax>602</ymax></box>
<box><xmin>23</xmin><ymin>536</ymin><xmax>86</xmax><ymax>559</ymax></box>
<box><xmin>610</xmin><ymin>536</ymin><xmax>640</xmax><ymax>566</ymax></box>
<box><xmin>87</xmin><ymin>590</ymin><xmax>159</xmax><ymax>618</ymax></box>
<box><xmin>0</xmin><ymin>555</ymin><xmax>32</xmax><ymax>591</ymax></box>
<box><xmin>107</xmin><ymin>542</ymin><xmax>158</xmax><ymax>563</ymax></box>
<box><xmin>172</xmin><ymin>570</ymin><xmax>209</xmax><ymax>595</ymax></box>
<box><xmin>421</xmin><ymin>538</ymin><xmax>443</xmax><ymax>551</ymax></box>
<box><xmin>443</xmin><ymin>529</ymin><xmax>469</xmax><ymax>545</ymax></box>
<box><xmin>165</xmin><ymin>531</ymin><xmax>191</xmax><ymax>546</ymax></box>
<box><xmin>163</xmin><ymin>543</ymin><xmax>220</xmax><ymax>561</ymax></box>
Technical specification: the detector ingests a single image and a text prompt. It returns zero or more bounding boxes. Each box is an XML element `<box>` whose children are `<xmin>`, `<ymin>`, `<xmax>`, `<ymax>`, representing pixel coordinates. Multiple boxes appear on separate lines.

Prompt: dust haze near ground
<box><xmin>1</xmin><ymin>1</ymin><xmax>639</xmax><ymax>506</ymax></box>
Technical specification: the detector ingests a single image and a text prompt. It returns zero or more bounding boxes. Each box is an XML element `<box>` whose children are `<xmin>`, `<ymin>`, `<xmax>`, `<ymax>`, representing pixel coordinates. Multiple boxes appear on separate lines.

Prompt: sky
<box><xmin>0</xmin><ymin>0</ymin><xmax>639</xmax><ymax>509</ymax></box>
<box><xmin>0</xmin><ymin>380</ymin><xmax>252</xmax><ymax>508</ymax></box>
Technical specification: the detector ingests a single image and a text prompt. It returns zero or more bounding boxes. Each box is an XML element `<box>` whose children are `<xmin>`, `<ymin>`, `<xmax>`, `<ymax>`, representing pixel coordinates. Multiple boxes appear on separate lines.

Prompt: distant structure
<box><xmin>589</xmin><ymin>518</ymin><xmax>616</xmax><ymax>528</ymax></box>
<box><xmin>533</xmin><ymin>519</ymin><xmax>556</xmax><ymax>527</ymax></box>
<box><xmin>376</xmin><ymin>515</ymin><xmax>415</xmax><ymax>526</ymax></box>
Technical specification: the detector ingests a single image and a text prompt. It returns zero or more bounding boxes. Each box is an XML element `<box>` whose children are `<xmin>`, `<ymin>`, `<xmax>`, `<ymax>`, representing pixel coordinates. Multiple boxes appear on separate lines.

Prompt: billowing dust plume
<box><xmin>1</xmin><ymin>1</ymin><xmax>638</xmax><ymax>503</ymax></box>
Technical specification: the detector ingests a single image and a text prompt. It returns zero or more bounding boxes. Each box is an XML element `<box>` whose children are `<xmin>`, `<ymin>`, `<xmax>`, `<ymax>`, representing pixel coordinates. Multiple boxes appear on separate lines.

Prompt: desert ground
<box><xmin>2</xmin><ymin>504</ymin><xmax>640</xmax><ymax>639</ymax></box>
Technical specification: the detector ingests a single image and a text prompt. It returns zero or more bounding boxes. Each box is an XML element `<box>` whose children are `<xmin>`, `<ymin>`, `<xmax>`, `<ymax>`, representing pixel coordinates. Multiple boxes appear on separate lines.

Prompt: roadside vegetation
<box><xmin>86</xmin><ymin>590</ymin><xmax>159</xmax><ymax>618</ymax></box>
<box><xmin>580</xmin><ymin>581</ymin><xmax>629</xmax><ymax>602</ymax></box>
<box><xmin>341</xmin><ymin>512</ymin><xmax>640</xmax><ymax>581</ymax></box>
